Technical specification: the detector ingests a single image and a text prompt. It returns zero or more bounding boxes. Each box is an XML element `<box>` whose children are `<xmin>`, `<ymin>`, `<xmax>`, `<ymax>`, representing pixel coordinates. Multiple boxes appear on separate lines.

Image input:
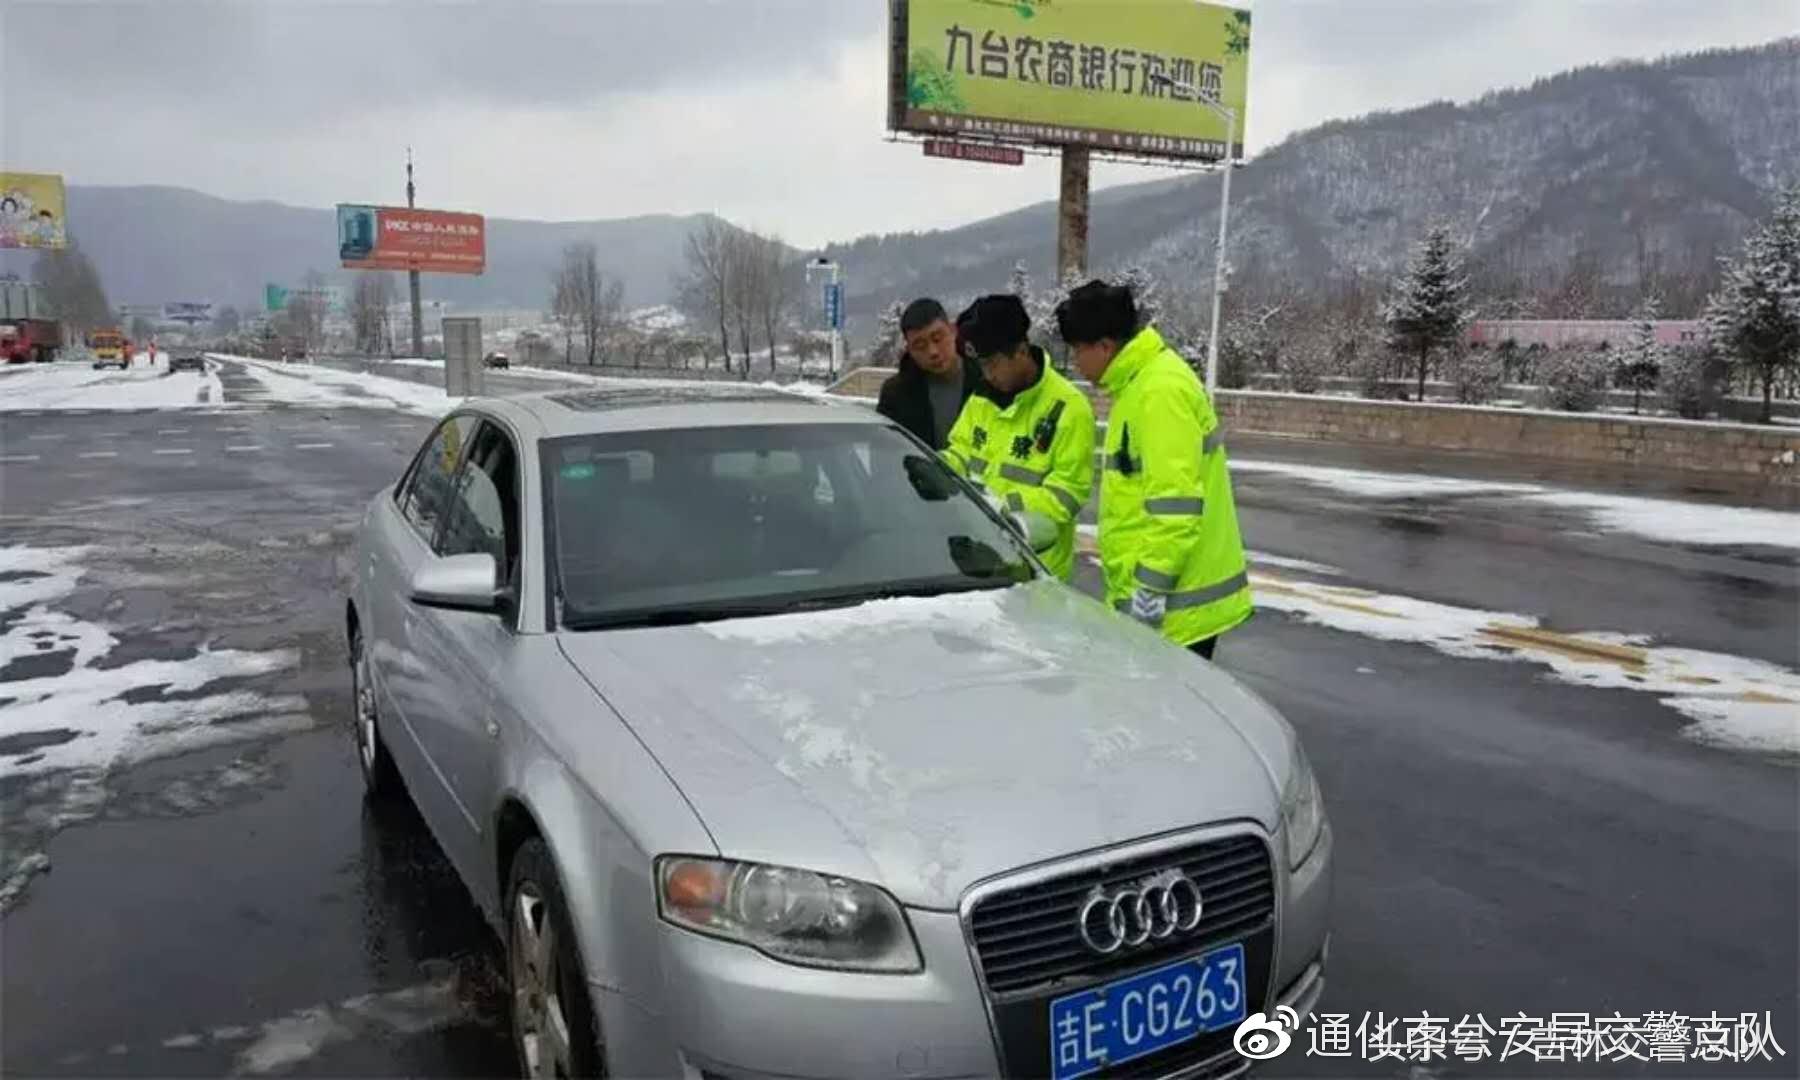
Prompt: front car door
<box><xmin>405</xmin><ymin>418</ymin><xmax>523</xmax><ymax>880</ymax></box>
<box><xmin>364</xmin><ymin>414</ymin><xmax>479</xmax><ymax>846</ymax></box>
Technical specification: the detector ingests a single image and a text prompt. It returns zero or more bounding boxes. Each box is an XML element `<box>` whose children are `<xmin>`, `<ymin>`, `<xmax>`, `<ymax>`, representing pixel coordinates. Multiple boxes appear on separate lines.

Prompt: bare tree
<box><xmin>350</xmin><ymin>273</ymin><xmax>396</xmax><ymax>355</ymax></box>
<box><xmin>755</xmin><ymin>233</ymin><xmax>794</xmax><ymax>374</ymax></box>
<box><xmin>550</xmin><ymin>257</ymin><xmax>581</xmax><ymax>363</ymax></box>
<box><xmin>32</xmin><ymin>238</ymin><xmax>112</xmax><ymax>333</ymax></box>
<box><xmin>677</xmin><ymin>218</ymin><xmax>734</xmax><ymax>369</ymax></box>
<box><xmin>213</xmin><ymin>305</ymin><xmax>242</xmax><ymax>337</ymax></box>
<box><xmin>723</xmin><ymin>229</ymin><xmax>761</xmax><ymax>378</ymax></box>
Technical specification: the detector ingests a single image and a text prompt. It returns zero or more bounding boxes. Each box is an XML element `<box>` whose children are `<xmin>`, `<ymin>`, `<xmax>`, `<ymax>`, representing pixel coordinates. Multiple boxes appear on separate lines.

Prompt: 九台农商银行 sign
<box><xmin>890</xmin><ymin>0</ymin><xmax>1250</xmax><ymax>162</ymax></box>
<box><xmin>337</xmin><ymin>204</ymin><xmax>486</xmax><ymax>275</ymax></box>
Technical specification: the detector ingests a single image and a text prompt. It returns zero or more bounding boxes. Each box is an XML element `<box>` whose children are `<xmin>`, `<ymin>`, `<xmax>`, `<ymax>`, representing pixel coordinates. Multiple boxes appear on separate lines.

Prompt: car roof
<box><xmin>464</xmin><ymin>382</ymin><xmax>883</xmax><ymax>439</ymax></box>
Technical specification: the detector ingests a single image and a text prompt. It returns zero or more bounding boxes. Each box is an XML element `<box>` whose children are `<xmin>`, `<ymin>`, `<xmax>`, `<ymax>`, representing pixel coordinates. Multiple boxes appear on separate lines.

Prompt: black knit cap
<box><xmin>955</xmin><ymin>294</ymin><xmax>1032</xmax><ymax>362</ymax></box>
<box><xmin>1055</xmin><ymin>280</ymin><xmax>1138</xmax><ymax>346</ymax></box>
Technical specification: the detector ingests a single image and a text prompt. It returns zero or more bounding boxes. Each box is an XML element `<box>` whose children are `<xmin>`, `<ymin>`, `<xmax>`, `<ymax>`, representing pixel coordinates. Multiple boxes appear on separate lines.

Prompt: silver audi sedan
<box><xmin>347</xmin><ymin>384</ymin><xmax>1331</xmax><ymax>1080</ymax></box>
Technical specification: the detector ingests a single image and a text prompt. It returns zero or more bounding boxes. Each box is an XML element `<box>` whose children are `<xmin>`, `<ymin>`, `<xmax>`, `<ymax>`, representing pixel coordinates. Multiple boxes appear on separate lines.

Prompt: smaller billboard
<box><xmin>0</xmin><ymin>172</ymin><xmax>68</xmax><ymax>249</ymax></box>
<box><xmin>164</xmin><ymin>301</ymin><xmax>213</xmax><ymax>325</ymax></box>
<box><xmin>338</xmin><ymin>204</ymin><xmax>486</xmax><ymax>275</ymax></box>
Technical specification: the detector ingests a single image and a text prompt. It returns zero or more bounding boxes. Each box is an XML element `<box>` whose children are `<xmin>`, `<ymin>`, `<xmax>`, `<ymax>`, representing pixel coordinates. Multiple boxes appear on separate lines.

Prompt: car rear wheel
<box><xmin>349</xmin><ymin>625</ymin><xmax>402</xmax><ymax>798</ymax></box>
<box><xmin>508</xmin><ymin>839</ymin><xmax>605</xmax><ymax>1079</ymax></box>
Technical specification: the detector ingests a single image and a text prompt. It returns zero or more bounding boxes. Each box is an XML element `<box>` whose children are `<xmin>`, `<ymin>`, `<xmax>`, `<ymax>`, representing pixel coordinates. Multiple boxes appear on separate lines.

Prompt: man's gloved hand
<box><xmin>1129</xmin><ymin>587</ymin><xmax>1167</xmax><ymax>626</ymax></box>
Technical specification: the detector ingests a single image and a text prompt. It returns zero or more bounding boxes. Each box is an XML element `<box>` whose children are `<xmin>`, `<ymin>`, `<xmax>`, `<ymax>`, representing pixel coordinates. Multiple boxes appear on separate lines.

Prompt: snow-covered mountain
<box><xmin>822</xmin><ymin>38</ymin><xmax>1799</xmax><ymax>327</ymax></box>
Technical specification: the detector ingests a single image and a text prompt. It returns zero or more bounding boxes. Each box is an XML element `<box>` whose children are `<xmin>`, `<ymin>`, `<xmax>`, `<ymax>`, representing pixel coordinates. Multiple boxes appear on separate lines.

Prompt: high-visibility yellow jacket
<box><xmin>941</xmin><ymin>350</ymin><xmax>1095</xmax><ymax>580</ymax></box>
<box><xmin>1097</xmin><ymin>326</ymin><xmax>1252</xmax><ymax>646</ymax></box>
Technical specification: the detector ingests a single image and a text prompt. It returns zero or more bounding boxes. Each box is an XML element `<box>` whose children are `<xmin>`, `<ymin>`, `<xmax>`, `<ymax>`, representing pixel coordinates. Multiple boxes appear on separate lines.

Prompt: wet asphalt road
<box><xmin>1</xmin><ymin>358</ymin><xmax>1795</xmax><ymax>1078</ymax></box>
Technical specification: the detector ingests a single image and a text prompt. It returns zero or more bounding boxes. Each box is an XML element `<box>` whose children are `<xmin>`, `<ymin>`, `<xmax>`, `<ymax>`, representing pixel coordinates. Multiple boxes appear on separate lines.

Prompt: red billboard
<box><xmin>338</xmin><ymin>204</ymin><xmax>485</xmax><ymax>275</ymax></box>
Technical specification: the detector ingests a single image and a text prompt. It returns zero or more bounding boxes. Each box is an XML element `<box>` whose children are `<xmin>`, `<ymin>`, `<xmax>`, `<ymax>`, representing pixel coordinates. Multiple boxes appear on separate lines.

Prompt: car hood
<box><xmin>555</xmin><ymin>581</ymin><xmax>1289</xmax><ymax>910</ymax></box>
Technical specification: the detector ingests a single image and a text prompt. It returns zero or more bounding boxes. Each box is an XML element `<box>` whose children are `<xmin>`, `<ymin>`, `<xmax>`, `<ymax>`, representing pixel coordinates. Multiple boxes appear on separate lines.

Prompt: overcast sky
<box><xmin>4</xmin><ymin>0</ymin><xmax>1794</xmax><ymax>248</ymax></box>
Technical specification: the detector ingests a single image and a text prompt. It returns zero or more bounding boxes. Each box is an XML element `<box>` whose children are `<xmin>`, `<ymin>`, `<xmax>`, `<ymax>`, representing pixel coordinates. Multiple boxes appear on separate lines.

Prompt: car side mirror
<box><xmin>409</xmin><ymin>552</ymin><xmax>503</xmax><ymax>614</ymax></box>
<box><xmin>1009</xmin><ymin>510</ymin><xmax>1059</xmax><ymax>555</ymax></box>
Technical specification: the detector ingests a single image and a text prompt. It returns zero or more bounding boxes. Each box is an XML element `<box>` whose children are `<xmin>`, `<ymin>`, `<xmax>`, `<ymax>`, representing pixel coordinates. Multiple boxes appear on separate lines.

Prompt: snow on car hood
<box><xmin>555</xmin><ymin>581</ymin><xmax>1286</xmax><ymax>910</ymax></box>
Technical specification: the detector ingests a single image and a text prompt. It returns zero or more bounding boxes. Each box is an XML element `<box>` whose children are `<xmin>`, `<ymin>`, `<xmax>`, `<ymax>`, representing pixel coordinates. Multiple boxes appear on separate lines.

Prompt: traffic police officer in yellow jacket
<box><xmin>1055</xmin><ymin>281</ymin><xmax>1251</xmax><ymax>659</ymax></box>
<box><xmin>940</xmin><ymin>294</ymin><xmax>1094</xmax><ymax>581</ymax></box>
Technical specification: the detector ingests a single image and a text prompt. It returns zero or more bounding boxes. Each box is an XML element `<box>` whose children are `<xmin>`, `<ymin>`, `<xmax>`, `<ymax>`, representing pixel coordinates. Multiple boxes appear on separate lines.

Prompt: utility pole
<box><xmin>406</xmin><ymin>147</ymin><xmax>423</xmax><ymax>358</ymax></box>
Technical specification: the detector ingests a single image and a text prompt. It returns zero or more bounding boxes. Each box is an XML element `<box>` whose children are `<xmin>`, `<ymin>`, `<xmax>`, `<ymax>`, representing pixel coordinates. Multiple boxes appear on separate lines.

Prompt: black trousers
<box><xmin>1188</xmin><ymin>637</ymin><xmax>1218</xmax><ymax>661</ymax></box>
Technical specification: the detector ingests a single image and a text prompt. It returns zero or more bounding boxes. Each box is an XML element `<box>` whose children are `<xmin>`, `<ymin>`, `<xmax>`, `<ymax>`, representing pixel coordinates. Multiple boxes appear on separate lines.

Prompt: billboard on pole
<box><xmin>338</xmin><ymin>204</ymin><xmax>486</xmax><ymax>274</ymax></box>
<box><xmin>0</xmin><ymin>172</ymin><xmax>69</xmax><ymax>249</ymax></box>
<box><xmin>890</xmin><ymin>0</ymin><xmax>1250</xmax><ymax>162</ymax></box>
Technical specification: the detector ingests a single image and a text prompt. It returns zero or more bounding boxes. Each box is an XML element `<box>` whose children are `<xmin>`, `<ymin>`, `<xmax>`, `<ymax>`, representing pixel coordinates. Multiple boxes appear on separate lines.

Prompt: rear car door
<box><xmin>405</xmin><ymin>419</ymin><xmax>522</xmax><ymax>877</ymax></box>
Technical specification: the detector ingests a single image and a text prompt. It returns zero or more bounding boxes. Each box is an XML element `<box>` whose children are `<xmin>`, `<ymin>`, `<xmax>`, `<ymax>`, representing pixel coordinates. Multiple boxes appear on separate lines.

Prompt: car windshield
<box><xmin>544</xmin><ymin>421</ymin><xmax>1036</xmax><ymax>629</ymax></box>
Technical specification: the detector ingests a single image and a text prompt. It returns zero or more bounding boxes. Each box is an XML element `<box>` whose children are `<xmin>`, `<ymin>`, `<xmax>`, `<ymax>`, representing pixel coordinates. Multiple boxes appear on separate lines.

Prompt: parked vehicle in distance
<box><xmin>483</xmin><ymin>349</ymin><xmax>510</xmax><ymax>369</ymax></box>
<box><xmin>89</xmin><ymin>328</ymin><xmax>129</xmax><ymax>370</ymax></box>
<box><xmin>169</xmin><ymin>349</ymin><xmax>206</xmax><ymax>373</ymax></box>
<box><xmin>347</xmin><ymin>385</ymin><xmax>1332</xmax><ymax>1080</ymax></box>
<box><xmin>0</xmin><ymin>278</ymin><xmax>59</xmax><ymax>363</ymax></box>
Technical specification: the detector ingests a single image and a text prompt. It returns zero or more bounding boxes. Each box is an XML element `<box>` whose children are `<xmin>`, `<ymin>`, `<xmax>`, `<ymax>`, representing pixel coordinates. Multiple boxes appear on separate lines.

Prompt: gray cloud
<box><xmin>5</xmin><ymin>0</ymin><xmax>1795</xmax><ymax>248</ymax></box>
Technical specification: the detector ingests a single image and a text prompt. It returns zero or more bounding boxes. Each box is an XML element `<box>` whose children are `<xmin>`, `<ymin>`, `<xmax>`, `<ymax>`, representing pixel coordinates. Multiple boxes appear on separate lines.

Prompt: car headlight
<box><xmin>656</xmin><ymin>856</ymin><xmax>922</xmax><ymax>974</ymax></box>
<box><xmin>1281</xmin><ymin>744</ymin><xmax>1325</xmax><ymax>870</ymax></box>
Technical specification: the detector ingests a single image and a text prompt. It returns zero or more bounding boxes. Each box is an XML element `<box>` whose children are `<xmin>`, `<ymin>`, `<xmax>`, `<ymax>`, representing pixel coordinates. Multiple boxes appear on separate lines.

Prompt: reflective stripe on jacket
<box><xmin>941</xmin><ymin>349</ymin><xmax>1095</xmax><ymax>580</ymax></box>
<box><xmin>1097</xmin><ymin>326</ymin><xmax>1252</xmax><ymax>646</ymax></box>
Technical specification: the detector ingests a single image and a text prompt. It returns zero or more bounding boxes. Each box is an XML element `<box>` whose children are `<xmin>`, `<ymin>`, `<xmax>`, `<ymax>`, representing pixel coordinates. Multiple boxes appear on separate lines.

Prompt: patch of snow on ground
<box><xmin>1231</xmin><ymin>458</ymin><xmax>1545</xmax><ymax>498</ymax></box>
<box><xmin>1245</xmin><ymin>550</ymin><xmax>1343</xmax><ymax>576</ymax></box>
<box><xmin>0</xmin><ymin>545</ymin><xmax>309</xmax><ymax>779</ymax></box>
<box><xmin>1253</xmin><ymin>570</ymin><xmax>1800</xmax><ymax>755</ymax></box>
<box><xmin>214</xmin><ymin>355</ymin><xmax>464</xmax><ymax>415</ymax></box>
<box><xmin>1232</xmin><ymin>458</ymin><xmax>1800</xmax><ymax>551</ymax></box>
<box><xmin>0</xmin><ymin>360</ymin><xmax>225</xmax><ymax>412</ymax></box>
<box><xmin>1518</xmin><ymin>491</ymin><xmax>1800</xmax><ymax>550</ymax></box>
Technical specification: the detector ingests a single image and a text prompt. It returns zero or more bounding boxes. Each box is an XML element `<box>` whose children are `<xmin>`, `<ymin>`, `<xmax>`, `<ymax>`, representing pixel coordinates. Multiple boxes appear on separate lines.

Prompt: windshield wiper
<box><xmin>561</xmin><ymin>576</ymin><xmax>1020</xmax><ymax>631</ymax></box>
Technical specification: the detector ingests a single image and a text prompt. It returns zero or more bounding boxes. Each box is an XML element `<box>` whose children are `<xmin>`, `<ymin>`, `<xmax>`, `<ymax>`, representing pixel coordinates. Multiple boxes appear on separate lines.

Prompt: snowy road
<box><xmin>0</xmin><ymin>367</ymin><xmax>1794</xmax><ymax>1076</ymax></box>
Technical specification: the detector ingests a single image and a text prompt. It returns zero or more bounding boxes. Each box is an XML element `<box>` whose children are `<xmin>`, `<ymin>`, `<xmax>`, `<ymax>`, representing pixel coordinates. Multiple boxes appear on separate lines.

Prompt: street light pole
<box><xmin>406</xmin><ymin>147</ymin><xmax>423</xmax><ymax>358</ymax></box>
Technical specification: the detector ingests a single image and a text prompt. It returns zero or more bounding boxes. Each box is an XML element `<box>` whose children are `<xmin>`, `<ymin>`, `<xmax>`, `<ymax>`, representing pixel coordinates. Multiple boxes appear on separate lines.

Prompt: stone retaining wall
<box><xmin>829</xmin><ymin>367</ymin><xmax>1800</xmax><ymax>491</ymax></box>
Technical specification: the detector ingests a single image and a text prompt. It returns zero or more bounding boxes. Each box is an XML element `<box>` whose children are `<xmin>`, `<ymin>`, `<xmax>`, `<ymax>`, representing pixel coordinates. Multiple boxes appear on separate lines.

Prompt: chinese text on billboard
<box><xmin>891</xmin><ymin>0</ymin><xmax>1250</xmax><ymax>161</ymax></box>
<box><xmin>338</xmin><ymin>204</ymin><xmax>486</xmax><ymax>275</ymax></box>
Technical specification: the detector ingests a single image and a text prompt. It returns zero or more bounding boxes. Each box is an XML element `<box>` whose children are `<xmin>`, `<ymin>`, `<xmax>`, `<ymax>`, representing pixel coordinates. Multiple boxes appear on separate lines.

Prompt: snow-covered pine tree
<box><xmin>1617</xmin><ymin>294</ymin><xmax>1665</xmax><ymax>415</ymax></box>
<box><xmin>1009</xmin><ymin>260</ymin><xmax>1033</xmax><ymax>307</ymax></box>
<box><xmin>1382</xmin><ymin>223</ymin><xmax>1474</xmax><ymax>402</ymax></box>
<box><xmin>1118</xmin><ymin>264</ymin><xmax>1161</xmax><ymax>327</ymax></box>
<box><xmin>871</xmin><ymin>299</ymin><xmax>907</xmax><ymax>367</ymax></box>
<box><xmin>1032</xmin><ymin>269</ymin><xmax>1084</xmax><ymax>366</ymax></box>
<box><xmin>1704</xmin><ymin>184</ymin><xmax>1800</xmax><ymax>423</ymax></box>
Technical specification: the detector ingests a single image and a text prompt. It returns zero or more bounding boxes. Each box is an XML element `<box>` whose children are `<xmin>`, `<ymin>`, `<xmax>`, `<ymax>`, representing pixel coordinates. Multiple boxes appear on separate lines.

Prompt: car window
<box><xmin>437</xmin><ymin>422</ymin><xmax>521</xmax><ymax>592</ymax></box>
<box><xmin>544</xmin><ymin>422</ymin><xmax>1037</xmax><ymax>629</ymax></box>
<box><xmin>398</xmin><ymin>415</ymin><xmax>479</xmax><ymax>543</ymax></box>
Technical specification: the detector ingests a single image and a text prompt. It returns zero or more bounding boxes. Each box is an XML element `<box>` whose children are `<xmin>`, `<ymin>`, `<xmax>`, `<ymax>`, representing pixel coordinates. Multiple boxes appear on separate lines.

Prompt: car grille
<box><xmin>967</xmin><ymin>833</ymin><xmax>1274</xmax><ymax>998</ymax></box>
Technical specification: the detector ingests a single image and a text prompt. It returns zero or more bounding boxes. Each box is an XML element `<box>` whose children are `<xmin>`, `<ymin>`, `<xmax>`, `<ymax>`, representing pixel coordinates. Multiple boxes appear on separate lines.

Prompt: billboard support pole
<box><xmin>406</xmin><ymin>148</ymin><xmax>424</xmax><ymax>359</ymax></box>
<box><xmin>1057</xmin><ymin>145</ymin><xmax>1091</xmax><ymax>281</ymax></box>
<box><xmin>1203</xmin><ymin>104</ymin><xmax>1236</xmax><ymax>395</ymax></box>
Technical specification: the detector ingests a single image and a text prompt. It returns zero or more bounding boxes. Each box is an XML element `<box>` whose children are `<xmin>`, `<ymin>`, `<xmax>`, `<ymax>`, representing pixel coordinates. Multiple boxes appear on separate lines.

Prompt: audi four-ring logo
<box><xmin>1076</xmin><ymin>869</ymin><xmax>1205</xmax><ymax>954</ymax></box>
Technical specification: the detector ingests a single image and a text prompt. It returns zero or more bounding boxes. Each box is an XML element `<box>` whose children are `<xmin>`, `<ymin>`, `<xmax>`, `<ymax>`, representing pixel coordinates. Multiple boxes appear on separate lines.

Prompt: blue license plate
<box><xmin>1048</xmin><ymin>942</ymin><xmax>1247</xmax><ymax>1080</ymax></box>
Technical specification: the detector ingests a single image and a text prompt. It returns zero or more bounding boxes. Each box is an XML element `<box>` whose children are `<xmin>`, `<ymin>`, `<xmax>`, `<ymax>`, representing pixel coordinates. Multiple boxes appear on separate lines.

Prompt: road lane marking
<box><xmin>0</xmin><ymin>454</ymin><xmax>41</xmax><ymax>463</ymax></box>
<box><xmin>153</xmin><ymin>448</ymin><xmax>194</xmax><ymax>456</ymax></box>
<box><xmin>294</xmin><ymin>442</ymin><xmax>334</xmax><ymax>450</ymax></box>
<box><xmin>157</xmin><ymin>428</ymin><xmax>190</xmax><ymax>435</ymax></box>
<box><xmin>28</xmin><ymin>433</ymin><xmax>66</xmax><ymax>441</ymax></box>
<box><xmin>99</xmin><ymin>432</ymin><xmax>126</xmax><ymax>438</ymax></box>
<box><xmin>79</xmin><ymin>451</ymin><xmax>120</xmax><ymax>459</ymax></box>
<box><xmin>225</xmin><ymin>444</ymin><xmax>263</xmax><ymax>452</ymax></box>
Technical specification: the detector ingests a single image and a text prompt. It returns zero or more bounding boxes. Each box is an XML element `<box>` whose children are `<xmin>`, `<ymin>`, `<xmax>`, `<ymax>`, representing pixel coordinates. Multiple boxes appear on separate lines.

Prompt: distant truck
<box><xmin>0</xmin><ymin>278</ymin><xmax>60</xmax><ymax>363</ymax></box>
<box><xmin>89</xmin><ymin>328</ymin><xmax>129</xmax><ymax>369</ymax></box>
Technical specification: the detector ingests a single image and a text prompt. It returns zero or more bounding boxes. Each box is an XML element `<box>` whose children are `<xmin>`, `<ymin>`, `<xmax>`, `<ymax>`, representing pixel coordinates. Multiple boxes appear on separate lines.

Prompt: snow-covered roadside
<box><xmin>1250</xmin><ymin>570</ymin><xmax>1800</xmax><ymax>756</ymax></box>
<box><xmin>212</xmin><ymin>354</ymin><xmax>464</xmax><ymax>415</ymax></box>
<box><xmin>1231</xmin><ymin>457</ymin><xmax>1800</xmax><ymax>551</ymax></box>
<box><xmin>0</xmin><ymin>360</ymin><xmax>225</xmax><ymax>412</ymax></box>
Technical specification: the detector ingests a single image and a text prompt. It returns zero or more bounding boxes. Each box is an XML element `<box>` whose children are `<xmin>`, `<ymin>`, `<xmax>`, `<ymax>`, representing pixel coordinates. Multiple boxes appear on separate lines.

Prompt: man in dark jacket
<box><xmin>876</xmin><ymin>298</ymin><xmax>986</xmax><ymax>450</ymax></box>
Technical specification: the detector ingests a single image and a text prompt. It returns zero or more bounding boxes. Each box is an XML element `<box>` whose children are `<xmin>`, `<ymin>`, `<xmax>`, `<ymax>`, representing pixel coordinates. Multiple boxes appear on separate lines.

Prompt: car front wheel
<box><xmin>508</xmin><ymin>838</ymin><xmax>605</xmax><ymax>1079</ymax></box>
<box><xmin>349</xmin><ymin>625</ymin><xmax>402</xmax><ymax>797</ymax></box>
